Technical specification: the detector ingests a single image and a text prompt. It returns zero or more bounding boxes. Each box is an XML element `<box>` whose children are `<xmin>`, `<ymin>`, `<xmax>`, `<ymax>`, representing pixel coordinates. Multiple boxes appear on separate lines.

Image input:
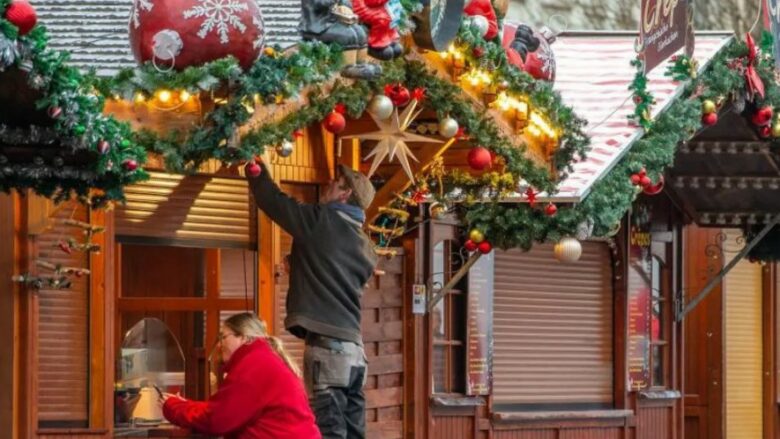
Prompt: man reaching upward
<box><xmin>247</xmin><ymin>162</ymin><xmax>377</xmax><ymax>439</ymax></box>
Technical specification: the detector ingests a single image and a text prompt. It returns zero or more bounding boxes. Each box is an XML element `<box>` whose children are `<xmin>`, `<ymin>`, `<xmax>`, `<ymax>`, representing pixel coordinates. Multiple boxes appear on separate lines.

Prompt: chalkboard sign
<box><xmin>638</xmin><ymin>0</ymin><xmax>691</xmax><ymax>73</ymax></box>
<box><xmin>466</xmin><ymin>251</ymin><xmax>493</xmax><ymax>395</ymax></box>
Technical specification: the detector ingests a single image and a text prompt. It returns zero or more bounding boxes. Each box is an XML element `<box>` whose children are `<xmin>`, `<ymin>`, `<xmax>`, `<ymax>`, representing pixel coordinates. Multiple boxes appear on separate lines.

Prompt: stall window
<box><xmin>431</xmin><ymin>239</ymin><xmax>467</xmax><ymax>395</ymax></box>
<box><xmin>649</xmin><ymin>255</ymin><xmax>670</xmax><ymax>388</ymax></box>
<box><xmin>492</xmin><ymin>242</ymin><xmax>614</xmax><ymax>410</ymax></box>
<box><xmin>36</xmin><ymin>202</ymin><xmax>90</xmax><ymax>428</ymax></box>
<box><xmin>115</xmin><ymin>244</ymin><xmax>257</xmax><ymax>429</ymax></box>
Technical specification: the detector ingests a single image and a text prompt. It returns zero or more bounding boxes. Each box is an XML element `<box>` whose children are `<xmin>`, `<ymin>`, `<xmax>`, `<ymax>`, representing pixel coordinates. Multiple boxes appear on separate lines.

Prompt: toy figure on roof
<box><xmin>463</xmin><ymin>0</ymin><xmax>498</xmax><ymax>40</ymax></box>
<box><xmin>503</xmin><ymin>23</ymin><xmax>557</xmax><ymax>82</ymax></box>
<box><xmin>352</xmin><ymin>0</ymin><xmax>403</xmax><ymax>59</ymax></box>
<box><xmin>300</xmin><ymin>0</ymin><xmax>382</xmax><ymax>78</ymax></box>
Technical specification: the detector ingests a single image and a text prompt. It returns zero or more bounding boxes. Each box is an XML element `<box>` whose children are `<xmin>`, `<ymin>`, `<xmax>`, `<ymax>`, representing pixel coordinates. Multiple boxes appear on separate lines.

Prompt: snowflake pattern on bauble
<box><xmin>131</xmin><ymin>0</ymin><xmax>154</xmax><ymax>29</ymax></box>
<box><xmin>538</xmin><ymin>47</ymin><xmax>555</xmax><ymax>75</ymax></box>
<box><xmin>183</xmin><ymin>0</ymin><xmax>249</xmax><ymax>44</ymax></box>
<box><xmin>252</xmin><ymin>15</ymin><xmax>265</xmax><ymax>50</ymax></box>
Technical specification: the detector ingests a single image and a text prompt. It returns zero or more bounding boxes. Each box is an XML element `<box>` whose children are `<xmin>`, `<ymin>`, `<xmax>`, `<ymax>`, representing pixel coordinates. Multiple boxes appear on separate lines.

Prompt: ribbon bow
<box><xmin>744</xmin><ymin>33</ymin><xmax>765</xmax><ymax>100</ymax></box>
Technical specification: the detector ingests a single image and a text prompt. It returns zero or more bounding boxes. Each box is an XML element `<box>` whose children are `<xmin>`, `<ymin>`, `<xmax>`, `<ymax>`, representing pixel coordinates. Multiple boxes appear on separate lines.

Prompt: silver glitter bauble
<box><xmin>438</xmin><ymin>117</ymin><xmax>459</xmax><ymax>138</ymax></box>
<box><xmin>367</xmin><ymin>95</ymin><xmax>394</xmax><ymax>120</ymax></box>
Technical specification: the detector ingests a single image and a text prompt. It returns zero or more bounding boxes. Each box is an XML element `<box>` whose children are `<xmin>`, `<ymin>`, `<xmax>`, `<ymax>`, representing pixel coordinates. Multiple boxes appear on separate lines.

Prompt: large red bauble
<box><xmin>643</xmin><ymin>176</ymin><xmax>665</xmax><ymax>196</ymax></box>
<box><xmin>464</xmin><ymin>239</ymin><xmax>478</xmax><ymax>252</ymax></box>
<box><xmin>478</xmin><ymin>241</ymin><xmax>493</xmax><ymax>254</ymax></box>
<box><xmin>128</xmin><ymin>0</ymin><xmax>265</xmax><ymax>70</ymax></box>
<box><xmin>702</xmin><ymin>112</ymin><xmax>718</xmax><ymax>126</ymax></box>
<box><xmin>502</xmin><ymin>24</ymin><xmax>556</xmax><ymax>82</ymax></box>
<box><xmin>385</xmin><ymin>85</ymin><xmax>411</xmax><ymax>107</ymax></box>
<box><xmin>245</xmin><ymin>161</ymin><xmax>261</xmax><ymax>177</ymax></box>
<box><xmin>468</xmin><ymin>147</ymin><xmax>492</xmax><ymax>171</ymax></box>
<box><xmin>5</xmin><ymin>1</ymin><xmax>37</xmax><ymax>35</ymax></box>
<box><xmin>323</xmin><ymin>112</ymin><xmax>346</xmax><ymax>133</ymax></box>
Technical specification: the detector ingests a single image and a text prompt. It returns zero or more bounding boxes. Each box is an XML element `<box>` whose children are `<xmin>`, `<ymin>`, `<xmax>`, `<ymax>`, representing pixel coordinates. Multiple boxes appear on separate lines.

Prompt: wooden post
<box><xmin>0</xmin><ymin>194</ymin><xmax>17</xmax><ymax>438</ymax></box>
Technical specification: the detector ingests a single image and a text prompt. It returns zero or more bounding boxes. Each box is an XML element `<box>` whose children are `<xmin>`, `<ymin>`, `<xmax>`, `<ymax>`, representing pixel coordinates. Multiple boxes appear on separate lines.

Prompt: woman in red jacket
<box><xmin>162</xmin><ymin>313</ymin><xmax>321</xmax><ymax>439</ymax></box>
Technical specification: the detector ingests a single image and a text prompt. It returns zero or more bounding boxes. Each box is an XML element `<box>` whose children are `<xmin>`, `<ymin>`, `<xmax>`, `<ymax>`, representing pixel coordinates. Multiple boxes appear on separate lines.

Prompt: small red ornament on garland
<box><xmin>643</xmin><ymin>175</ymin><xmax>665</xmax><ymax>196</ymax></box>
<box><xmin>525</xmin><ymin>187</ymin><xmax>537</xmax><ymax>207</ymax></box>
<box><xmin>123</xmin><ymin>159</ymin><xmax>138</xmax><ymax>172</ymax></box>
<box><xmin>759</xmin><ymin>124</ymin><xmax>772</xmax><ymax>138</ymax></box>
<box><xmin>545</xmin><ymin>203</ymin><xmax>557</xmax><ymax>216</ymax></box>
<box><xmin>752</xmin><ymin>106</ymin><xmax>773</xmax><ymax>126</ymax></box>
<box><xmin>630</xmin><ymin>168</ymin><xmax>654</xmax><ymax>188</ymax></box>
<box><xmin>48</xmin><ymin>106</ymin><xmax>63</xmax><ymax>119</ymax></box>
<box><xmin>98</xmin><ymin>140</ymin><xmax>111</xmax><ymax>155</ymax></box>
<box><xmin>58</xmin><ymin>240</ymin><xmax>72</xmax><ymax>255</ymax></box>
<box><xmin>323</xmin><ymin>105</ymin><xmax>347</xmax><ymax>134</ymax></box>
<box><xmin>472</xmin><ymin>46</ymin><xmax>485</xmax><ymax>58</ymax></box>
<box><xmin>478</xmin><ymin>241</ymin><xmax>493</xmax><ymax>254</ymax></box>
<box><xmin>385</xmin><ymin>84</ymin><xmax>411</xmax><ymax>107</ymax></box>
<box><xmin>467</xmin><ymin>146</ymin><xmax>492</xmax><ymax>170</ymax></box>
<box><xmin>245</xmin><ymin>160</ymin><xmax>262</xmax><ymax>177</ymax></box>
<box><xmin>702</xmin><ymin>112</ymin><xmax>718</xmax><ymax>126</ymax></box>
<box><xmin>464</xmin><ymin>240</ymin><xmax>478</xmax><ymax>252</ymax></box>
<box><xmin>411</xmin><ymin>87</ymin><xmax>426</xmax><ymax>102</ymax></box>
<box><xmin>5</xmin><ymin>0</ymin><xmax>37</xmax><ymax>36</ymax></box>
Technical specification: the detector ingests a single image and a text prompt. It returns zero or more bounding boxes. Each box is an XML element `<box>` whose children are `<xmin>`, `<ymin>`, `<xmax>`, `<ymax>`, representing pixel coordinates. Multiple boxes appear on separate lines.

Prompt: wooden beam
<box><xmin>366</xmin><ymin>137</ymin><xmax>457</xmax><ymax>223</ymax></box>
<box><xmin>0</xmin><ymin>194</ymin><xmax>17</xmax><ymax>439</ymax></box>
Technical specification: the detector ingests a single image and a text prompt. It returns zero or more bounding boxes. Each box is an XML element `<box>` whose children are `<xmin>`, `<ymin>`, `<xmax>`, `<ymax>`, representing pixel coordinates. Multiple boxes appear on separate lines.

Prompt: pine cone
<box><xmin>509</xmin><ymin>24</ymin><xmax>539</xmax><ymax>62</ymax></box>
<box><xmin>0</xmin><ymin>34</ymin><xmax>19</xmax><ymax>70</ymax></box>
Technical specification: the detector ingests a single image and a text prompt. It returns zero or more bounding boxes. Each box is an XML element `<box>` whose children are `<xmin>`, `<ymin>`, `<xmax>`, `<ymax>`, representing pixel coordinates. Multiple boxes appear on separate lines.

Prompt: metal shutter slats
<box><xmin>493</xmin><ymin>242</ymin><xmax>614</xmax><ymax>405</ymax></box>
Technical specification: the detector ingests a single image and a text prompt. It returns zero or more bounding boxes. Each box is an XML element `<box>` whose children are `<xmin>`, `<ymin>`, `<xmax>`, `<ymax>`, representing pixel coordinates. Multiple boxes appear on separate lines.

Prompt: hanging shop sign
<box><xmin>638</xmin><ymin>0</ymin><xmax>691</xmax><ymax>73</ymax></box>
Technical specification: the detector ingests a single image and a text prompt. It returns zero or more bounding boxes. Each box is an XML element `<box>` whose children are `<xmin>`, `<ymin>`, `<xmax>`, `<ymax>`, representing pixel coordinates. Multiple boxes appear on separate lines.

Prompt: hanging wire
<box><xmin>242</xmin><ymin>250</ymin><xmax>250</xmax><ymax>311</ymax></box>
<box><xmin>748</xmin><ymin>0</ymin><xmax>764</xmax><ymax>35</ymax></box>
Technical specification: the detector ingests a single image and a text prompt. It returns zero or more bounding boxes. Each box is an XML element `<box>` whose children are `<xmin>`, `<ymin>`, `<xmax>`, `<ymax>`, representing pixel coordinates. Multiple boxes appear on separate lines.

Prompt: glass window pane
<box><xmin>433</xmin><ymin>345</ymin><xmax>447</xmax><ymax>393</ymax></box>
<box><xmin>652</xmin><ymin>344</ymin><xmax>665</xmax><ymax>387</ymax></box>
<box><xmin>220</xmin><ymin>249</ymin><xmax>257</xmax><ymax>299</ymax></box>
<box><xmin>449</xmin><ymin>345</ymin><xmax>466</xmax><ymax>394</ymax></box>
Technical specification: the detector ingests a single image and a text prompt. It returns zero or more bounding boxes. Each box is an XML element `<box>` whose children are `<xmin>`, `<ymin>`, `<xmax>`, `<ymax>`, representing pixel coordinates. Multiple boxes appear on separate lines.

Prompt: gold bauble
<box><xmin>469</xmin><ymin>229</ymin><xmax>485</xmax><ymax>243</ymax></box>
<box><xmin>554</xmin><ymin>237</ymin><xmax>582</xmax><ymax>263</ymax></box>
<box><xmin>772</xmin><ymin>123</ymin><xmax>780</xmax><ymax>138</ymax></box>
<box><xmin>702</xmin><ymin>99</ymin><xmax>716</xmax><ymax>115</ymax></box>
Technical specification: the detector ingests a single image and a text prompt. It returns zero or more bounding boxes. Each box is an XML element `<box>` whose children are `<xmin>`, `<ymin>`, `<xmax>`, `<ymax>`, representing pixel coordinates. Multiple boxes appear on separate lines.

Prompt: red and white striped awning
<box><xmin>501</xmin><ymin>27</ymin><xmax>733</xmax><ymax>202</ymax></box>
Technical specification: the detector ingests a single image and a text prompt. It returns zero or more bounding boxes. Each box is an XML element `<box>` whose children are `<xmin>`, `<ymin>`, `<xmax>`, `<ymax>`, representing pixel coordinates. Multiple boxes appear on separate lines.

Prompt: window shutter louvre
<box><xmin>493</xmin><ymin>242</ymin><xmax>614</xmax><ymax>405</ymax></box>
<box><xmin>36</xmin><ymin>203</ymin><xmax>89</xmax><ymax>425</ymax></box>
<box><xmin>116</xmin><ymin>172</ymin><xmax>256</xmax><ymax>247</ymax></box>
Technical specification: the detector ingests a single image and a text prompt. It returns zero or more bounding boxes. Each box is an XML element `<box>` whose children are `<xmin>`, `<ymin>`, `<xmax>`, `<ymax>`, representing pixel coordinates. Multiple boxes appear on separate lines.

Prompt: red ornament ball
<box><xmin>323</xmin><ymin>111</ymin><xmax>346</xmax><ymax>133</ymax></box>
<box><xmin>123</xmin><ymin>159</ymin><xmax>138</xmax><ymax>172</ymax></box>
<box><xmin>128</xmin><ymin>0</ymin><xmax>265</xmax><ymax>70</ymax></box>
<box><xmin>48</xmin><ymin>106</ymin><xmax>62</xmax><ymax>119</ymax></box>
<box><xmin>5</xmin><ymin>1</ymin><xmax>37</xmax><ymax>36</ymax></box>
<box><xmin>502</xmin><ymin>24</ymin><xmax>556</xmax><ymax>82</ymax></box>
<box><xmin>478</xmin><ymin>241</ymin><xmax>493</xmax><ymax>254</ymax></box>
<box><xmin>640</xmin><ymin>175</ymin><xmax>652</xmax><ymax>187</ymax></box>
<box><xmin>545</xmin><ymin>203</ymin><xmax>557</xmax><ymax>216</ymax></box>
<box><xmin>472</xmin><ymin>46</ymin><xmax>485</xmax><ymax>58</ymax></box>
<box><xmin>752</xmin><ymin>106</ymin><xmax>774</xmax><ymax>126</ymax></box>
<box><xmin>245</xmin><ymin>161</ymin><xmax>262</xmax><ymax>177</ymax></box>
<box><xmin>385</xmin><ymin>84</ymin><xmax>411</xmax><ymax>107</ymax></box>
<box><xmin>98</xmin><ymin>140</ymin><xmax>111</xmax><ymax>155</ymax></box>
<box><xmin>702</xmin><ymin>112</ymin><xmax>718</xmax><ymax>126</ymax></box>
<box><xmin>464</xmin><ymin>239</ymin><xmax>478</xmax><ymax>252</ymax></box>
<box><xmin>468</xmin><ymin>147</ymin><xmax>492</xmax><ymax>171</ymax></box>
<box><xmin>643</xmin><ymin>175</ymin><xmax>665</xmax><ymax>196</ymax></box>
<box><xmin>630</xmin><ymin>174</ymin><xmax>641</xmax><ymax>185</ymax></box>
<box><xmin>759</xmin><ymin>124</ymin><xmax>772</xmax><ymax>138</ymax></box>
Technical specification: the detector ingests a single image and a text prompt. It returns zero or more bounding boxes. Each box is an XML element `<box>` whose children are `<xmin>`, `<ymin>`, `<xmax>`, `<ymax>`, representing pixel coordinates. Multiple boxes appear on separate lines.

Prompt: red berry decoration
<box><xmin>323</xmin><ymin>111</ymin><xmax>346</xmax><ymax>133</ymax></box>
<box><xmin>245</xmin><ymin>161</ymin><xmax>261</xmax><ymax>177</ymax></box>
<box><xmin>640</xmin><ymin>175</ymin><xmax>652</xmax><ymax>187</ymax></box>
<box><xmin>545</xmin><ymin>203</ymin><xmax>557</xmax><ymax>216</ymax></box>
<box><xmin>752</xmin><ymin>106</ymin><xmax>774</xmax><ymax>126</ymax></box>
<box><xmin>384</xmin><ymin>84</ymin><xmax>411</xmax><ymax>107</ymax></box>
<box><xmin>472</xmin><ymin>46</ymin><xmax>485</xmax><ymax>58</ymax></box>
<box><xmin>467</xmin><ymin>146</ymin><xmax>492</xmax><ymax>171</ymax></box>
<box><xmin>702</xmin><ymin>112</ymin><xmax>718</xmax><ymax>126</ymax></box>
<box><xmin>123</xmin><ymin>159</ymin><xmax>138</xmax><ymax>171</ymax></box>
<box><xmin>630</xmin><ymin>174</ymin><xmax>641</xmax><ymax>185</ymax></box>
<box><xmin>478</xmin><ymin>241</ymin><xmax>493</xmax><ymax>254</ymax></box>
<box><xmin>464</xmin><ymin>239</ymin><xmax>478</xmax><ymax>252</ymax></box>
<box><xmin>5</xmin><ymin>0</ymin><xmax>37</xmax><ymax>36</ymax></box>
<box><xmin>759</xmin><ymin>124</ymin><xmax>772</xmax><ymax>138</ymax></box>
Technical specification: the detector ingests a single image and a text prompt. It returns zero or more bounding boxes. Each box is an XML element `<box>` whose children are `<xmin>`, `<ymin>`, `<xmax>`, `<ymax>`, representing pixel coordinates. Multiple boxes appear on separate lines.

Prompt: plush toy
<box><xmin>502</xmin><ymin>23</ymin><xmax>556</xmax><ymax>82</ymax></box>
<box><xmin>352</xmin><ymin>0</ymin><xmax>402</xmax><ymax>60</ymax></box>
<box><xmin>463</xmin><ymin>0</ymin><xmax>498</xmax><ymax>40</ymax></box>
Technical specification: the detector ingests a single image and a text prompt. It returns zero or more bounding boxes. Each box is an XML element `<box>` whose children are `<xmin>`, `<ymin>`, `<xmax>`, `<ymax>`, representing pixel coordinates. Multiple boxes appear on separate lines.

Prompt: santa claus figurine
<box><xmin>503</xmin><ymin>23</ymin><xmax>557</xmax><ymax>82</ymax></box>
<box><xmin>463</xmin><ymin>0</ymin><xmax>498</xmax><ymax>40</ymax></box>
<box><xmin>352</xmin><ymin>0</ymin><xmax>403</xmax><ymax>59</ymax></box>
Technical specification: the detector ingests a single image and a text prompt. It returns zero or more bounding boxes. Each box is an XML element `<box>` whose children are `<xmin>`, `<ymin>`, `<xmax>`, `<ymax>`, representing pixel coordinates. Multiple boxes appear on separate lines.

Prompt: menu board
<box><xmin>627</xmin><ymin>205</ymin><xmax>652</xmax><ymax>391</ymax></box>
<box><xmin>638</xmin><ymin>0</ymin><xmax>690</xmax><ymax>73</ymax></box>
<box><xmin>466</xmin><ymin>251</ymin><xmax>494</xmax><ymax>395</ymax></box>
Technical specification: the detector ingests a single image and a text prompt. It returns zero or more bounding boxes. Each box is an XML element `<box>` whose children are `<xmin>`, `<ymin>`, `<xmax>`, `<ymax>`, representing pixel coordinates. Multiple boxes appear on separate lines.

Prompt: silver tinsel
<box><xmin>0</xmin><ymin>34</ymin><xmax>18</xmax><ymax>71</ymax></box>
<box><xmin>0</xmin><ymin>124</ymin><xmax>59</xmax><ymax>146</ymax></box>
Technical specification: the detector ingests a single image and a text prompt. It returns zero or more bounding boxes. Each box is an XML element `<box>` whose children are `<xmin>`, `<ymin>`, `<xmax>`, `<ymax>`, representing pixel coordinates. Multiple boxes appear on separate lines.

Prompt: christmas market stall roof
<box><xmin>503</xmin><ymin>28</ymin><xmax>734</xmax><ymax>203</ymax></box>
<box><xmin>35</xmin><ymin>0</ymin><xmax>302</xmax><ymax>75</ymax></box>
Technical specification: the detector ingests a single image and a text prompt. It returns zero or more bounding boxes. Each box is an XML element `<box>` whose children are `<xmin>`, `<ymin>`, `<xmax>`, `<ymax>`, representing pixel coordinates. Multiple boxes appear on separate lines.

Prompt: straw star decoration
<box><xmin>342</xmin><ymin>98</ymin><xmax>441</xmax><ymax>183</ymax></box>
